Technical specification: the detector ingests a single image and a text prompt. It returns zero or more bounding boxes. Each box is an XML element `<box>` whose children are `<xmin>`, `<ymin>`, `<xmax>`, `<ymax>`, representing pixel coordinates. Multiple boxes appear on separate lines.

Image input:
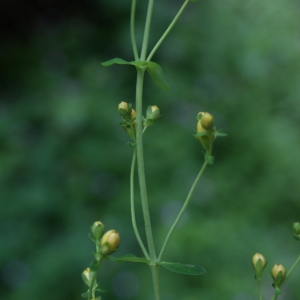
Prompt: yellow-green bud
<box><xmin>271</xmin><ymin>264</ymin><xmax>285</xmax><ymax>287</ymax></box>
<box><xmin>146</xmin><ymin>105</ymin><xmax>160</xmax><ymax>120</ymax></box>
<box><xmin>118</xmin><ymin>102</ymin><xmax>136</xmax><ymax>120</ymax></box>
<box><xmin>252</xmin><ymin>253</ymin><xmax>267</xmax><ymax>280</ymax></box>
<box><xmin>198</xmin><ymin>112</ymin><xmax>214</xmax><ymax>130</ymax></box>
<box><xmin>100</xmin><ymin>230</ymin><xmax>120</xmax><ymax>256</ymax></box>
<box><xmin>196</xmin><ymin>120</ymin><xmax>214</xmax><ymax>152</ymax></box>
<box><xmin>293</xmin><ymin>222</ymin><xmax>300</xmax><ymax>241</ymax></box>
<box><xmin>91</xmin><ymin>221</ymin><xmax>104</xmax><ymax>240</ymax></box>
<box><xmin>82</xmin><ymin>268</ymin><xmax>93</xmax><ymax>286</ymax></box>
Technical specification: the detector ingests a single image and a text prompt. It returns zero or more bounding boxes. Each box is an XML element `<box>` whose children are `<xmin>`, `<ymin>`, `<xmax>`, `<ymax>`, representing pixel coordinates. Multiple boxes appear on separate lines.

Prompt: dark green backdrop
<box><xmin>1</xmin><ymin>0</ymin><xmax>300</xmax><ymax>299</ymax></box>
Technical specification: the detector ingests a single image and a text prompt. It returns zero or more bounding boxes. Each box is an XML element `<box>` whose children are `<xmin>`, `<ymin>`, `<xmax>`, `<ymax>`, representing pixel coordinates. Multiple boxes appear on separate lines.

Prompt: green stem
<box><xmin>130</xmin><ymin>0</ymin><xmax>139</xmax><ymax>61</ymax></box>
<box><xmin>158</xmin><ymin>160</ymin><xmax>208</xmax><ymax>262</ymax></box>
<box><xmin>130</xmin><ymin>149</ymin><xmax>150</xmax><ymax>260</ymax></box>
<box><xmin>140</xmin><ymin>0</ymin><xmax>155</xmax><ymax>60</ymax></box>
<box><xmin>150</xmin><ymin>264</ymin><xmax>161</xmax><ymax>300</ymax></box>
<box><xmin>257</xmin><ymin>280</ymin><xmax>262</xmax><ymax>300</ymax></box>
<box><xmin>135</xmin><ymin>67</ymin><xmax>157</xmax><ymax>262</ymax></box>
<box><xmin>281</xmin><ymin>253</ymin><xmax>300</xmax><ymax>286</ymax></box>
<box><xmin>88</xmin><ymin>256</ymin><xmax>103</xmax><ymax>300</ymax></box>
<box><xmin>146</xmin><ymin>0</ymin><xmax>190</xmax><ymax>62</ymax></box>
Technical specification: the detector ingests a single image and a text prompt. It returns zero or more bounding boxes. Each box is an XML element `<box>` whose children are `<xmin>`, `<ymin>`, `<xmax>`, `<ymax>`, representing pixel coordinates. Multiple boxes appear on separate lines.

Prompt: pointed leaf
<box><xmin>81</xmin><ymin>292</ymin><xmax>89</xmax><ymax>298</ymax></box>
<box><xmin>109</xmin><ymin>254</ymin><xmax>150</xmax><ymax>264</ymax></box>
<box><xmin>101</xmin><ymin>58</ymin><xmax>131</xmax><ymax>67</ymax></box>
<box><xmin>215</xmin><ymin>132</ymin><xmax>227</xmax><ymax>137</ymax></box>
<box><xmin>160</xmin><ymin>261</ymin><xmax>206</xmax><ymax>275</ymax></box>
<box><xmin>146</xmin><ymin>62</ymin><xmax>169</xmax><ymax>90</ymax></box>
<box><xmin>95</xmin><ymin>289</ymin><xmax>107</xmax><ymax>293</ymax></box>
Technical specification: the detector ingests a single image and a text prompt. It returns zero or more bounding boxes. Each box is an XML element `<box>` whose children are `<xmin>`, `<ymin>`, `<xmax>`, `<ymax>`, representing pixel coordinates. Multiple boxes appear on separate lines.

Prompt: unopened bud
<box><xmin>82</xmin><ymin>268</ymin><xmax>94</xmax><ymax>286</ymax></box>
<box><xmin>118</xmin><ymin>102</ymin><xmax>136</xmax><ymax>120</ymax></box>
<box><xmin>198</xmin><ymin>112</ymin><xmax>214</xmax><ymax>130</ymax></box>
<box><xmin>146</xmin><ymin>105</ymin><xmax>160</xmax><ymax>121</ymax></box>
<box><xmin>293</xmin><ymin>222</ymin><xmax>300</xmax><ymax>241</ymax></box>
<box><xmin>271</xmin><ymin>264</ymin><xmax>285</xmax><ymax>287</ymax></box>
<box><xmin>252</xmin><ymin>253</ymin><xmax>267</xmax><ymax>280</ymax></box>
<box><xmin>196</xmin><ymin>120</ymin><xmax>215</xmax><ymax>152</ymax></box>
<box><xmin>91</xmin><ymin>221</ymin><xmax>104</xmax><ymax>240</ymax></box>
<box><xmin>100</xmin><ymin>230</ymin><xmax>120</xmax><ymax>256</ymax></box>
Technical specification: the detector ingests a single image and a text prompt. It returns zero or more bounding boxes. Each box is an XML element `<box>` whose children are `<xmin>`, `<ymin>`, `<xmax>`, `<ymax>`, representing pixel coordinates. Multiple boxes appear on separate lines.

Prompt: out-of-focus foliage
<box><xmin>1</xmin><ymin>0</ymin><xmax>300</xmax><ymax>299</ymax></box>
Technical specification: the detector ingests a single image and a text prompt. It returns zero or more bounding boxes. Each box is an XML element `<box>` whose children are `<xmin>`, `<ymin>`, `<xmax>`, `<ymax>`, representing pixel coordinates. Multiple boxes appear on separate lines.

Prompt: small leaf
<box><xmin>194</xmin><ymin>132</ymin><xmax>208</xmax><ymax>137</ymax></box>
<box><xmin>160</xmin><ymin>261</ymin><xmax>206</xmax><ymax>275</ymax></box>
<box><xmin>215</xmin><ymin>132</ymin><xmax>227</xmax><ymax>137</ymax></box>
<box><xmin>95</xmin><ymin>288</ymin><xmax>107</xmax><ymax>293</ymax></box>
<box><xmin>146</xmin><ymin>62</ymin><xmax>169</xmax><ymax>90</ymax></box>
<box><xmin>81</xmin><ymin>292</ymin><xmax>89</xmax><ymax>298</ymax></box>
<box><xmin>101</xmin><ymin>58</ymin><xmax>131</xmax><ymax>67</ymax></box>
<box><xmin>109</xmin><ymin>254</ymin><xmax>150</xmax><ymax>264</ymax></box>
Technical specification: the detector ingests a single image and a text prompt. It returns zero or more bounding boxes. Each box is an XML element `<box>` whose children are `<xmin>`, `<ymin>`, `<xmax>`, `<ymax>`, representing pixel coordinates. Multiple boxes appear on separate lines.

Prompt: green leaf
<box><xmin>101</xmin><ymin>58</ymin><xmax>131</xmax><ymax>67</ymax></box>
<box><xmin>95</xmin><ymin>289</ymin><xmax>107</xmax><ymax>293</ymax></box>
<box><xmin>109</xmin><ymin>254</ymin><xmax>150</xmax><ymax>264</ymax></box>
<box><xmin>160</xmin><ymin>261</ymin><xmax>206</xmax><ymax>275</ymax></box>
<box><xmin>215</xmin><ymin>131</ymin><xmax>227</xmax><ymax>137</ymax></box>
<box><xmin>145</xmin><ymin>62</ymin><xmax>169</xmax><ymax>90</ymax></box>
<box><xmin>81</xmin><ymin>292</ymin><xmax>89</xmax><ymax>298</ymax></box>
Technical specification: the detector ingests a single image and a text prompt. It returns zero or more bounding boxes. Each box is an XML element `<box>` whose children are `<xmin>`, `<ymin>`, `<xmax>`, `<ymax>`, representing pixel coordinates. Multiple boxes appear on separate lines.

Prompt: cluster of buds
<box><xmin>90</xmin><ymin>221</ymin><xmax>120</xmax><ymax>257</ymax></box>
<box><xmin>251</xmin><ymin>254</ymin><xmax>285</xmax><ymax>293</ymax></box>
<box><xmin>252</xmin><ymin>253</ymin><xmax>267</xmax><ymax>281</ymax></box>
<box><xmin>118</xmin><ymin>102</ymin><xmax>136</xmax><ymax>140</ymax></box>
<box><xmin>118</xmin><ymin>102</ymin><xmax>161</xmax><ymax>140</ymax></box>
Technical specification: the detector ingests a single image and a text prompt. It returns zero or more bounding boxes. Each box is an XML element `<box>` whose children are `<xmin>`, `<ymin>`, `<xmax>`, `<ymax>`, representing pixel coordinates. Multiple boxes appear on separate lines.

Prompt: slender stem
<box><xmin>281</xmin><ymin>253</ymin><xmax>300</xmax><ymax>286</ymax></box>
<box><xmin>130</xmin><ymin>149</ymin><xmax>150</xmax><ymax>260</ymax></box>
<box><xmin>147</xmin><ymin>0</ymin><xmax>190</xmax><ymax>62</ymax></box>
<box><xmin>88</xmin><ymin>256</ymin><xmax>103</xmax><ymax>300</ymax></box>
<box><xmin>130</xmin><ymin>0</ymin><xmax>139</xmax><ymax>61</ymax></box>
<box><xmin>150</xmin><ymin>264</ymin><xmax>161</xmax><ymax>300</ymax></box>
<box><xmin>257</xmin><ymin>280</ymin><xmax>262</xmax><ymax>300</ymax></box>
<box><xmin>158</xmin><ymin>160</ymin><xmax>208</xmax><ymax>262</ymax></box>
<box><xmin>140</xmin><ymin>0</ymin><xmax>155</xmax><ymax>60</ymax></box>
<box><xmin>135</xmin><ymin>67</ymin><xmax>157</xmax><ymax>262</ymax></box>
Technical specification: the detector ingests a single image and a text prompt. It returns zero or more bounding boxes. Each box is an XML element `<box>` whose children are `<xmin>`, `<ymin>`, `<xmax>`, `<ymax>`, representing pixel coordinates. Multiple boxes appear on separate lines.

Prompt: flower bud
<box><xmin>100</xmin><ymin>230</ymin><xmax>120</xmax><ymax>256</ymax></box>
<box><xmin>198</xmin><ymin>112</ymin><xmax>214</xmax><ymax>130</ymax></box>
<box><xmin>196</xmin><ymin>120</ymin><xmax>215</xmax><ymax>152</ymax></box>
<box><xmin>118</xmin><ymin>102</ymin><xmax>136</xmax><ymax>120</ymax></box>
<box><xmin>271</xmin><ymin>264</ymin><xmax>285</xmax><ymax>287</ymax></box>
<box><xmin>82</xmin><ymin>268</ymin><xmax>93</xmax><ymax>286</ymax></box>
<box><xmin>91</xmin><ymin>221</ymin><xmax>104</xmax><ymax>240</ymax></box>
<box><xmin>252</xmin><ymin>253</ymin><xmax>267</xmax><ymax>280</ymax></box>
<box><xmin>292</xmin><ymin>222</ymin><xmax>300</xmax><ymax>241</ymax></box>
<box><xmin>146</xmin><ymin>105</ymin><xmax>160</xmax><ymax>121</ymax></box>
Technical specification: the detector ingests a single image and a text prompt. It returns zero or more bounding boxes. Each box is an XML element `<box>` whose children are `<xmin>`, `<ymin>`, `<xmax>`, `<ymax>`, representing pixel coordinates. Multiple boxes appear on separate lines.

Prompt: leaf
<box><xmin>215</xmin><ymin>132</ymin><xmax>227</xmax><ymax>137</ymax></box>
<box><xmin>160</xmin><ymin>261</ymin><xmax>206</xmax><ymax>275</ymax></box>
<box><xmin>109</xmin><ymin>254</ymin><xmax>150</xmax><ymax>264</ymax></box>
<box><xmin>95</xmin><ymin>289</ymin><xmax>107</xmax><ymax>293</ymax></box>
<box><xmin>146</xmin><ymin>62</ymin><xmax>169</xmax><ymax>90</ymax></box>
<box><xmin>81</xmin><ymin>292</ymin><xmax>89</xmax><ymax>298</ymax></box>
<box><xmin>101</xmin><ymin>58</ymin><xmax>131</xmax><ymax>67</ymax></box>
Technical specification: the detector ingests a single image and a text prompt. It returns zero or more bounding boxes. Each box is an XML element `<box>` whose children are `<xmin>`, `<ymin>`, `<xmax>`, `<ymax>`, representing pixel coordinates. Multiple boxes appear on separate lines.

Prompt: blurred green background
<box><xmin>1</xmin><ymin>0</ymin><xmax>300</xmax><ymax>299</ymax></box>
